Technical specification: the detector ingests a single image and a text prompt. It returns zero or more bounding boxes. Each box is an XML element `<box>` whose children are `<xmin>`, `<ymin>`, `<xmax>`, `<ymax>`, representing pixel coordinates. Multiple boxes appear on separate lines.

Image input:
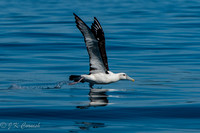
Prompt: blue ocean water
<box><xmin>0</xmin><ymin>0</ymin><xmax>200</xmax><ymax>132</ymax></box>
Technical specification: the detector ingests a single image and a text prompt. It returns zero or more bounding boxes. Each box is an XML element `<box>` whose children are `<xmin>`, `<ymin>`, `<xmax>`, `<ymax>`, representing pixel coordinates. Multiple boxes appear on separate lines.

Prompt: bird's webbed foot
<box><xmin>68</xmin><ymin>78</ymin><xmax>84</xmax><ymax>85</ymax></box>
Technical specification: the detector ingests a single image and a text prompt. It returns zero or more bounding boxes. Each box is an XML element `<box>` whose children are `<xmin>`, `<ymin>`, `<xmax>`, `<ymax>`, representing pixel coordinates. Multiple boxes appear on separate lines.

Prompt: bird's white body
<box><xmin>81</xmin><ymin>71</ymin><xmax>120</xmax><ymax>85</ymax></box>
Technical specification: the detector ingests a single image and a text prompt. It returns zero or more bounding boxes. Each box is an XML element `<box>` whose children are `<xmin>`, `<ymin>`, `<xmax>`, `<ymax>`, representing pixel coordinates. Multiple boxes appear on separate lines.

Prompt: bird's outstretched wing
<box><xmin>73</xmin><ymin>13</ymin><xmax>109</xmax><ymax>74</ymax></box>
<box><xmin>91</xmin><ymin>17</ymin><xmax>109</xmax><ymax>71</ymax></box>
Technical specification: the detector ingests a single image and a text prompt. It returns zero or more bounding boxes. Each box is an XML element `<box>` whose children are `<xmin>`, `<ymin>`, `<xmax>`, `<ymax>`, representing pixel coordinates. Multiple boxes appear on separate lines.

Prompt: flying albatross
<box><xmin>69</xmin><ymin>13</ymin><xmax>135</xmax><ymax>88</ymax></box>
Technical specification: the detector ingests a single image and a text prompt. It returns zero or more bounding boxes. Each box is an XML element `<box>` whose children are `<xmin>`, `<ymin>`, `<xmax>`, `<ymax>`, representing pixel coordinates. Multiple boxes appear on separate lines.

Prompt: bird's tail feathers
<box><xmin>69</xmin><ymin>75</ymin><xmax>85</xmax><ymax>83</ymax></box>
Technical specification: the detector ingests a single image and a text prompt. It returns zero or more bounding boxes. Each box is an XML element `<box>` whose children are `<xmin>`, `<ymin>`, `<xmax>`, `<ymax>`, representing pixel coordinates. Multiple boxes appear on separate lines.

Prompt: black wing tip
<box><xmin>94</xmin><ymin>17</ymin><xmax>100</xmax><ymax>26</ymax></box>
<box><xmin>91</xmin><ymin>17</ymin><xmax>104</xmax><ymax>38</ymax></box>
<box><xmin>92</xmin><ymin>17</ymin><xmax>103</xmax><ymax>30</ymax></box>
<box><xmin>73</xmin><ymin>13</ymin><xmax>80</xmax><ymax>22</ymax></box>
<box><xmin>73</xmin><ymin>13</ymin><xmax>78</xmax><ymax>17</ymax></box>
<box><xmin>73</xmin><ymin>13</ymin><xmax>83</xmax><ymax>26</ymax></box>
<box><xmin>73</xmin><ymin>13</ymin><xmax>81</xmax><ymax>22</ymax></box>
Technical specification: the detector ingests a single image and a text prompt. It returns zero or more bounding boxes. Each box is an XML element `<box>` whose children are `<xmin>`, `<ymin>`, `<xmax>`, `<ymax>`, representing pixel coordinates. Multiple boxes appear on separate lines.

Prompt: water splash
<box><xmin>7</xmin><ymin>80</ymin><xmax>70</xmax><ymax>89</ymax></box>
<box><xmin>53</xmin><ymin>80</ymin><xmax>69</xmax><ymax>89</ymax></box>
<box><xmin>8</xmin><ymin>84</ymin><xmax>26</xmax><ymax>89</ymax></box>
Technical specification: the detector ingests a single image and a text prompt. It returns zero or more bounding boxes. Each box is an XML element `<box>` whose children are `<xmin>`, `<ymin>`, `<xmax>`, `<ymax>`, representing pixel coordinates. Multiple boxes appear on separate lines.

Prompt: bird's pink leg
<box><xmin>68</xmin><ymin>78</ymin><xmax>84</xmax><ymax>85</ymax></box>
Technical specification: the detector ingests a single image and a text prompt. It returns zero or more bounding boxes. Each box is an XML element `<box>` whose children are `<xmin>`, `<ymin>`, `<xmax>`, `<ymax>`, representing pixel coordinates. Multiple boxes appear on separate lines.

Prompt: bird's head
<box><xmin>118</xmin><ymin>73</ymin><xmax>135</xmax><ymax>82</ymax></box>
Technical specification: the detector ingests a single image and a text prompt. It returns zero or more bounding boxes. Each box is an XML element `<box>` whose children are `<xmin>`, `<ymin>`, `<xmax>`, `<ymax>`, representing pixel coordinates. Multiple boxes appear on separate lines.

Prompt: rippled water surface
<box><xmin>1</xmin><ymin>0</ymin><xmax>200</xmax><ymax>132</ymax></box>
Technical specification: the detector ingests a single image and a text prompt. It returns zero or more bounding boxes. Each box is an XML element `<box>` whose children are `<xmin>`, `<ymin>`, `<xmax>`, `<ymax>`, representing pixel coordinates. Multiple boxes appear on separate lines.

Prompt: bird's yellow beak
<box><xmin>126</xmin><ymin>76</ymin><xmax>135</xmax><ymax>82</ymax></box>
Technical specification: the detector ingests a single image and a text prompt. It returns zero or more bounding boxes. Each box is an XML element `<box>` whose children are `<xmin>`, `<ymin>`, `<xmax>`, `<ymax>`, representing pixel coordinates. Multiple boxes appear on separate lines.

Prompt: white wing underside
<box><xmin>86</xmin><ymin>38</ymin><xmax>106</xmax><ymax>73</ymax></box>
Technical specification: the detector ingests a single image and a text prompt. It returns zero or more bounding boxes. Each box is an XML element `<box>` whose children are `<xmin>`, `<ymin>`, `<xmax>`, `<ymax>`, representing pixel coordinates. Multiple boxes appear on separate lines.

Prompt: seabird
<box><xmin>69</xmin><ymin>13</ymin><xmax>135</xmax><ymax>88</ymax></box>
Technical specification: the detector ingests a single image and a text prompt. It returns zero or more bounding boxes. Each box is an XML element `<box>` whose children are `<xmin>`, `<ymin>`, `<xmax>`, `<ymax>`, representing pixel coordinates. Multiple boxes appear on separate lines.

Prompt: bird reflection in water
<box><xmin>77</xmin><ymin>121</ymin><xmax>105</xmax><ymax>130</ymax></box>
<box><xmin>69</xmin><ymin>121</ymin><xmax>105</xmax><ymax>132</ymax></box>
<box><xmin>77</xmin><ymin>88</ymin><xmax>108</xmax><ymax>109</ymax></box>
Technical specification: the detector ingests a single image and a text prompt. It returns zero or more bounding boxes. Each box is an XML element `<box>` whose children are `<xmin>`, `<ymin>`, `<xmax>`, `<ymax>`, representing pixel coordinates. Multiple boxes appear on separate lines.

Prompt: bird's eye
<box><xmin>123</xmin><ymin>74</ymin><xmax>126</xmax><ymax>76</ymax></box>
